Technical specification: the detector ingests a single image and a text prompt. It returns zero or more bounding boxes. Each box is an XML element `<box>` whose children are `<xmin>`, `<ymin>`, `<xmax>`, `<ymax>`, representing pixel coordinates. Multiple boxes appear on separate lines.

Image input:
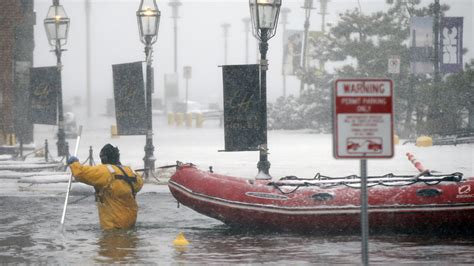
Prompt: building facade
<box><xmin>0</xmin><ymin>0</ymin><xmax>35</xmax><ymax>145</ymax></box>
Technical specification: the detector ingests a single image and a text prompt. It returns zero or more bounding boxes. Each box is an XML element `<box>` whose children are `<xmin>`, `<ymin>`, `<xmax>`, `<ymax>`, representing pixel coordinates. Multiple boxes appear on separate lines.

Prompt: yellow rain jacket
<box><xmin>70</xmin><ymin>162</ymin><xmax>144</xmax><ymax>230</ymax></box>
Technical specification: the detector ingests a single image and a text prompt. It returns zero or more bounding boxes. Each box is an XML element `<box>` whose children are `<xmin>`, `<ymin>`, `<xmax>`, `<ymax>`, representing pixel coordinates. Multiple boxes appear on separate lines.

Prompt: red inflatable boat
<box><xmin>168</xmin><ymin>163</ymin><xmax>474</xmax><ymax>234</ymax></box>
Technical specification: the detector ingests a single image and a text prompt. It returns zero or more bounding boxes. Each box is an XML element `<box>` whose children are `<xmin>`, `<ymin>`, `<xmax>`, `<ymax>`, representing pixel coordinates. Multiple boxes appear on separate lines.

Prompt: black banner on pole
<box><xmin>29</xmin><ymin>66</ymin><xmax>59</xmax><ymax>125</ymax></box>
<box><xmin>222</xmin><ymin>64</ymin><xmax>261</xmax><ymax>151</ymax></box>
<box><xmin>112</xmin><ymin>62</ymin><xmax>147</xmax><ymax>135</ymax></box>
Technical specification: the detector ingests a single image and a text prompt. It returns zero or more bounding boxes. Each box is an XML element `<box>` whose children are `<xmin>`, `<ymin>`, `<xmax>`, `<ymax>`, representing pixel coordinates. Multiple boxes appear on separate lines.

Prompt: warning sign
<box><xmin>333</xmin><ymin>79</ymin><xmax>394</xmax><ymax>159</ymax></box>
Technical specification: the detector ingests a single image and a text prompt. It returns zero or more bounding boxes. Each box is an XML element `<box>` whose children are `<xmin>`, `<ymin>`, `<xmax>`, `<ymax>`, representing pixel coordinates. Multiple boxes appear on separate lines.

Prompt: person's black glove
<box><xmin>67</xmin><ymin>156</ymin><xmax>79</xmax><ymax>165</ymax></box>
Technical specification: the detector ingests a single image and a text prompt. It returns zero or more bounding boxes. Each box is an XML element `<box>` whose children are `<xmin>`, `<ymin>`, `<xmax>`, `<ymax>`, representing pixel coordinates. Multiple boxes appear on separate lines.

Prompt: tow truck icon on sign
<box><xmin>347</xmin><ymin>138</ymin><xmax>383</xmax><ymax>154</ymax></box>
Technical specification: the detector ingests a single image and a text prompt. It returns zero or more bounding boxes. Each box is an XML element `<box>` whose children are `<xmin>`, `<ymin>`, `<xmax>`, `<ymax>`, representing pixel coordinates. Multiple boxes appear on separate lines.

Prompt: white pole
<box><xmin>60</xmin><ymin>125</ymin><xmax>83</xmax><ymax>227</ymax></box>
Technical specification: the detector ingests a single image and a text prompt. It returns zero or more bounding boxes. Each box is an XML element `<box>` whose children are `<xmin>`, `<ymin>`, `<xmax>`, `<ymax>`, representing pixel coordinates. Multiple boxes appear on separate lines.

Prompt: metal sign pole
<box><xmin>360</xmin><ymin>159</ymin><xmax>369</xmax><ymax>265</ymax></box>
<box><xmin>333</xmin><ymin>78</ymin><xmax>393</xmax><ymax>266</ymax></box>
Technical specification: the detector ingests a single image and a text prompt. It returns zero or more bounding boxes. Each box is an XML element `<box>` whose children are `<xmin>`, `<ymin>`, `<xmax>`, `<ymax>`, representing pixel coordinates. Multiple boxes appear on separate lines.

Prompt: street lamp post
<box><xmin>249</xmin><ymin>0</ymin><xmax>281</xmax><ymax>177</ymax></box>
<box><xmin>44</xmin><ymin>0</ymin><xmax>70</xmax><ymax>157</ymax></box>
<box><xmin>300</xmin><ymin>0</ymin><xmax>315</xmax><ymax>93</ymax></box>
<box><xmin>137</xmin><ymin>0</ymin><xmax>161</xmax><ymax>179</ymax></box>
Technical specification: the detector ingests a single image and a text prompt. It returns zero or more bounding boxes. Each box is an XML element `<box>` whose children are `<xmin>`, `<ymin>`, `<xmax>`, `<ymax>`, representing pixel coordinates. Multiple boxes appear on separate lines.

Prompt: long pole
<box><xmin>85</xmin><ymin>0</ymin><xmax>91</xmax><ymax>118</ymax></box>
<box><xmin>360</xmin><ymin>159</ymin><xmax>369</xmax><ymax>265</ymax></box>
<box><xmin>280</xmin><ymin>8</ymin><xmax>290</xmax><ymax>98</ymax></box>
<box><xmin>243</xmin><ymin>18</ymin><xmax>250</xmax><ymax>64</ymax></box>
<box><xmin>428</xmin><ymin>0</ymin><xmax>441</xmax><ymax>133</ymax></box>
<box><xmin>319</xmin><ymin>0</ymin><xmax>329</xmax><ymax>33</ymax></box>
<box><xmin>144</xmin><ymin>43</ymin><xmax>155</xmax><ymax>179</ymax></box>
<box><xmin>319</xmin><ymin>0</ymin><xmax>329</xmax><ymax>71</ymax></box>
<box><xmin>169</xmin><ymin>0</ymin><xmax>181</xmax><ymax>73</ymax></box>
<box><xmin>222</xmin><ymin>23</ymin><xmax>230</xmax><ymax>65</ymax></box>
<box><xmin>433</xmin><ymin>0</ymin><xmax>440</xmax><ymax>84</ymax></box>
<box><xmin>257</xmin><ymin>30</ymin><xmax>270</xmax><ymax>176</ymax></box>
<box><xmin>60</xmin><ymin>125</ymin><xmax>83</xmax><ymax>227</ymax></box>
<box><xmin>300</xmin><ymin>0</ymin><xmax>314</xmax><ymax>93</ymax></box>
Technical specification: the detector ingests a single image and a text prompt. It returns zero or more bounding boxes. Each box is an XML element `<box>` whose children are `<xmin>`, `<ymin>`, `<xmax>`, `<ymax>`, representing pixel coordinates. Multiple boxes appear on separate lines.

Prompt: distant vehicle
<box><xmin>173</xmin><ymin>101</ymin><xmax>222</xmax><ymax>118</ymax></box>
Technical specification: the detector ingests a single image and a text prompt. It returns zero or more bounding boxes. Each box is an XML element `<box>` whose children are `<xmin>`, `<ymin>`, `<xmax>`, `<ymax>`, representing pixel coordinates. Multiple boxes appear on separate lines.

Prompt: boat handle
<box><xmin>416</xmin><ymin>188</ymin><xmax>442</xmax><ymax>197</ymax></box>
<box><xmin>312</xmin><ymin>193</ymin><xmax>334</xmax><ymax>201</ymax></box>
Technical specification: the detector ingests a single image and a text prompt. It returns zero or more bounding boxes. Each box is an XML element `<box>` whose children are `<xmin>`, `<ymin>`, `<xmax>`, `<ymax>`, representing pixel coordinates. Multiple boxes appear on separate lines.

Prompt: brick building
<box><xmin>0</xmin><ymin>0</ymin><xmax>35</xmax><ymax>146</ymax></box>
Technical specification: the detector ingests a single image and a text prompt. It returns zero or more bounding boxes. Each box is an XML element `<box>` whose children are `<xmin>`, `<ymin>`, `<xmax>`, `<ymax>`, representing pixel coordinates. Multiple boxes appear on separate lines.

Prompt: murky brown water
<box><xmin>1</xmin><ymin>190</ymin><xmax>474</xmax><ymax>264</ymax></box>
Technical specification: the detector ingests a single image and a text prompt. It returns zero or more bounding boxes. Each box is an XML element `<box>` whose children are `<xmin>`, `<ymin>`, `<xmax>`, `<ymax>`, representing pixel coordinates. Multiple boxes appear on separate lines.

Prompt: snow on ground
<box><xmin>33</xmin><ymin>115</ymin><xmax>474</xmax><ymax>179</ymax></box>
<box><xmin>0</xmin><ymin>155</ymin><xmax>12</xmax><ymax>161</ymax></box>
<box><xmin>0</xmin><ymin>163</ymin><xmax>62</xmax><ymax>171</ymax></box>
<box><xmin>0</xmin><ymin>170</ymin><xmax>66</xmax><ymax>180</ymax></box>
<box><xmin>1</xmin><ymin>115</ymin><xmax>471</xmax><ymax>196</ymax></box>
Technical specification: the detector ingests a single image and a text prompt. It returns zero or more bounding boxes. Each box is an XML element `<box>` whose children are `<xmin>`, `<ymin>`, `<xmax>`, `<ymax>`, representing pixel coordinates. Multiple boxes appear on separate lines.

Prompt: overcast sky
<box><xmin>33</xmin><ymin>0</ymin><xmax>474</xmax><ymax>116</ymax></box>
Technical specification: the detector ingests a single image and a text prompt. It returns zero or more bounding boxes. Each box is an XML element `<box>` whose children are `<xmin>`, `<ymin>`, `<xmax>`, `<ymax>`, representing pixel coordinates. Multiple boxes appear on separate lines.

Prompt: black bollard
<box><xmin>19</xmin><ymin>138</ymin><xmax>24</xmax><ymax>158</ymax></box>
<box><xmin>65</xmin><ymin>142</ymin><xmax>70</xmax><ymax>162</ymax></box>
<box><xmin>45</xmin><ymin>139</ymin><xmax>49</xmax><ymax>162</ymax></box>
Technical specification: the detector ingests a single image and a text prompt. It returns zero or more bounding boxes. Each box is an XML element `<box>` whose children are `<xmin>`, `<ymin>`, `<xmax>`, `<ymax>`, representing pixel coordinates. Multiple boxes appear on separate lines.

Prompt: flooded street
<box><xmin>2</xmin><ymin>188</ymin><xmax>474</xmax><ymax>264</ymax></box>
<box><xmin>1</xmin><ymin>117</ymin><xmax>473</xmax><ymax>264</ymax></box>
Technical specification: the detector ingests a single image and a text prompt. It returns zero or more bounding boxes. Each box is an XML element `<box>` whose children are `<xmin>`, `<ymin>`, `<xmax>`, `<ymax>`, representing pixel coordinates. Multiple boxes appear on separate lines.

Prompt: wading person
<box><xmin>68</xmin><ymin>144</ymin><xmax>144</xmax><ymax>230</ymax></box>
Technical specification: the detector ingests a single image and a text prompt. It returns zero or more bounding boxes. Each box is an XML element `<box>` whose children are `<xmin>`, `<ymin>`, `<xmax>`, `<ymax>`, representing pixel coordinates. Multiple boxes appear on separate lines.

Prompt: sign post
<box><xmin>333</xmin><ymin>78</ymin><xmax>394</xmax><ymax>265</ymax></box>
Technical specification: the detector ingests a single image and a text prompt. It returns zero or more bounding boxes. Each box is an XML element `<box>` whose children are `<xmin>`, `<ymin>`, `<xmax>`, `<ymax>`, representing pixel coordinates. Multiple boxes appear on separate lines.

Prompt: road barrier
<box><xmin>111</xmin><ymin>125</ymin><xmax>119</xmax><ymax>138</ymax></box>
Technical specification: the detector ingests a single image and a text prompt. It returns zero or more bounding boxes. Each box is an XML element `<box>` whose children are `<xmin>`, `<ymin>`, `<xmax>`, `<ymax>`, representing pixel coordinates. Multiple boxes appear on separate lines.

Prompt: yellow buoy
<box><xmin>416</xmin><ymin>135</ymin><xmax>433</xmax><ymax>147</ymax></box>
<box><xmin>173</xmin><ymin>232</ymin><xmax>189</xmax><ymax>246</ymax></box>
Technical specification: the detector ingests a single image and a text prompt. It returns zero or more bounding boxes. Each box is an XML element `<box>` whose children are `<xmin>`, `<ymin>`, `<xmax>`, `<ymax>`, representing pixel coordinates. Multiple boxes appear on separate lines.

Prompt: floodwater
<box><xmin>1</xmin><ymin>117</ymin><xmax>473</xmax><ymax>264</ymax></box>
<box><xmin>2</xmin><ymin>188</ymin><xmax>474</xmax><ymax>264</ymax></box>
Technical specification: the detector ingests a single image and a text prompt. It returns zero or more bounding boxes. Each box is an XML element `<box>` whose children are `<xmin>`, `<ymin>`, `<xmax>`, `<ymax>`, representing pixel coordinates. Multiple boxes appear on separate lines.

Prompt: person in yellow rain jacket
<box><xmin>68</xmin><ymin>144</ymin><xmax>144</xmax><ymax>230</ymax></box>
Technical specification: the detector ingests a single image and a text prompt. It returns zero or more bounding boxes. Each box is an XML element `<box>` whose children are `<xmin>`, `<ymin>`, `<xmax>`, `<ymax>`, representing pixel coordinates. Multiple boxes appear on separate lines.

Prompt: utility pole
<box><xmin>433</xmin><ymin>0</ymin><xmax>441</xmax><ymax>84</ymax></box>
<box><xmin>242</xmin><ymin>17</ymin><xmax>251</xmax><ymax>64</ymax></box>
<box><xmin>85</xmin><ymin>0</ymin><xmax>91</xmax><ymax>118</ymax></box>
<box><xmin>280</xmin><ymin>7</ymin><xmax>290</xmax><ymax>98</ymax></box>
<box><xmin>318</xmin><ymin>0</ymin><xmax>329</xmax><ymax>71</ymax></box>
<box><xmin>300</xmin><ymin>0</ymin><xmax>315</xmax><ymax>93</ymax></box>
<box><xmin>319</xmin><ymin>0</ymin><xmax>329</xmax><ymax>33</ymax></box>
<box><xmin>429</xmin><ymin>0</ymin><xmax>441</xmax><ymax>133</ymax></box>
<box><xmin>222</xmin><ymin>23</ymin><xmax>230</xmax><ymax>65</ymax></box>
<box><xmin>169</xmin><ymin>0</ymin><xmax>182</xmax><ymax>74</ymax></box>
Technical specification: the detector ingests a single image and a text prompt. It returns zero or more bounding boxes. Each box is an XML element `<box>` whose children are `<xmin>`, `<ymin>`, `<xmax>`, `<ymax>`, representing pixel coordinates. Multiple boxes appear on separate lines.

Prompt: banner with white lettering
<box><xmin>409</xmin><ymin>17</ymin><xmax>434</xmax><ymax>74</ymax></box>
<box><xmin>440</xmin><ymin>17</ymin><xmax>463</xmax><ymax>73</ymax></box>
<box><xmin>222</xmin><ymin>64</ymin><xmax>261</xmax><ymax>151</ymax></box>
<box><xmin>112</xmin><ymin>62</ymin><xmax>147</xmax><ymax>135</ymax></box>
<box><xmin>29</xmin><ymin>66</ymin><xmax>59</xmax><ymax>125</ymax></box>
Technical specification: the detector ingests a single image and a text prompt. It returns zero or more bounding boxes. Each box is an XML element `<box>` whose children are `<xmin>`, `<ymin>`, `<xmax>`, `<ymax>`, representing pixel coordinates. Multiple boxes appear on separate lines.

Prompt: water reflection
<box><xmin>95</xmin><ymin>230</ymin><xmax>139</xmax><ymax>264</ymax></box>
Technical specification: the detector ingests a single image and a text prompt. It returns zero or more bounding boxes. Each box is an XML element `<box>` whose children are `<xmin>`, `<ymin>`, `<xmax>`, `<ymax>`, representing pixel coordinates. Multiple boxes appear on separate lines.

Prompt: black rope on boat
<box><xmin>270</xmin><ymin>172</ymin><xmax>464</xmax><ymax>194</ymax></box>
